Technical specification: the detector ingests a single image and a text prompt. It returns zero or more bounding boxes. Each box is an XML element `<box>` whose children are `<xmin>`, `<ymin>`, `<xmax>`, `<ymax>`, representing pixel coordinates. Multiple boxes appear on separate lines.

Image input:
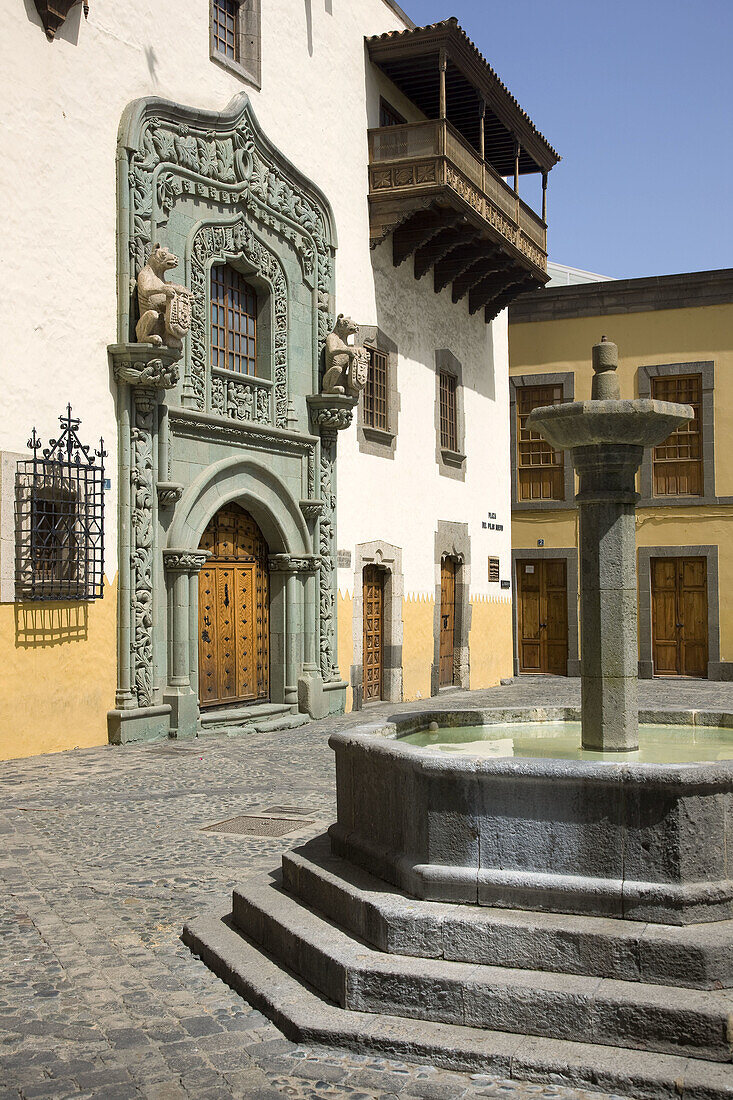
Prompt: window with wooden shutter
<box><xmin>212</xmin><ymin>0</ymin><xmax>239</xmax><ymax>60</ymax></box>
<box><xmin>379</xmin><ymin>99</ymin><xmax>406</xmax><ymax>128</ymax></box>
<box><xmin>651</xmin><ymin>374</ymin><xmax>703</xmax><ymax>496</ymax></box>
<box><xmin>364</xmin><ymin>346</ymin><xmax>389</xmax><ymax>430</ymax></box>
<box><xmin>517</xmin><ymin>384</ymin><xmax>565</xmax><ymax>501</ymax></box>
<box><xmin>439</xmin><ymin>371</ymin><xmax>458</xmax><ymax>451</ymax></box>
<box><xmin>211</xmin><ymin>265</ymin><xmax>258</xmax><ymax>376</ymax></box>
<box><xmin>488</xmin><ymin>557</ymin><xmax>500</xmax><ymax>583</ymax></box>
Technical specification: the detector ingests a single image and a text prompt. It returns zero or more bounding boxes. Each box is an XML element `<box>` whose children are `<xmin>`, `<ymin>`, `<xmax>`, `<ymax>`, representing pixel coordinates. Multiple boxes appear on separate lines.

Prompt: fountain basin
<box><xmin>329</xmin><ymin>708</ymin><xmax>733</xmax><ymax>925</ymax></box>
<box><xmin>526</xmin><ymin>398</ymin><xmax>693</xmax><ymax>451</ymax></box>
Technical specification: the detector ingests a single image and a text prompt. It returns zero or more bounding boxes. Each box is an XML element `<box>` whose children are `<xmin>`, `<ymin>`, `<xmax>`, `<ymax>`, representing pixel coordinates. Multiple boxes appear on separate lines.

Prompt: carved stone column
<box><xmin>107</xmin><ymin>345</ymin><xmax>181</xmax><ymax>745</ymax></box>
<box><xmin>268</xmin><ymin>553</ymin><xmax>320</xmax><ymax>710</ymax></box>
<box><xmin>307</xmin><ymin>394</ymin><xmax>357</xmax><ymax>717</ymax></box>
<box><xmin>163</xmin><ymin>549</ymin><xmax>210</xmax><ymax>737</ymax></box>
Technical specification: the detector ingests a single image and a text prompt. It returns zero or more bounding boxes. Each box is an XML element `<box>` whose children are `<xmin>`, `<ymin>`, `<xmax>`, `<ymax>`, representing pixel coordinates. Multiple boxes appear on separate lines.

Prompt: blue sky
<box><xmin>410</xmin><ymin>0</ymin><xmax>733</xmax><ymax>279</ymax></box>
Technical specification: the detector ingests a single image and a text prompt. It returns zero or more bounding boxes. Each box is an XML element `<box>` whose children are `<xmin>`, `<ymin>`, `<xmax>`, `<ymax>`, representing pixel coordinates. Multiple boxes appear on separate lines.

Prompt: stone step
<box><xmin>282</xmin><ymin>834</ymin><xmax>733</xmax><ymax>990</ymax></box>
<box><xmin>183</xmin><ymin>909</ymin><xmax>733</xmax><ymax>1100</ymax></box>
<box><xmin>200</xmin><ymin>702</ymin><xmax>295</xmax><ymax>729</ymax></box>
<box><xmin>232</xmin><ymin>875</ymin><xmax>733</xmax><ymax>1063</ymax></box>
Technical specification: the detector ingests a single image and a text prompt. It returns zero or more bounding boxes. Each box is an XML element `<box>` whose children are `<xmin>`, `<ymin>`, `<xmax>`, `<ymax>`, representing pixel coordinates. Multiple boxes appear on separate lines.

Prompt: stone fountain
<box><xmin>184</xmin><ymin>339</ymin><xmax>733</xmax><ymax>1099</ymax></box>
<box><xmin>527</xmin><ymin>336</ymin><xmax>692</xmax><ymax>751</ymax></box>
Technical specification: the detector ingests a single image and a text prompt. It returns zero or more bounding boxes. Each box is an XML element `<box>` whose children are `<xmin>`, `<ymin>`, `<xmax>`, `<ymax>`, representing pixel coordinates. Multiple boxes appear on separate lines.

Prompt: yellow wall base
<box><xmin>0</xmin><ymin>579</ymin><xmax>117</xmax><ymax>761</ymax></box>
<box><xmin>337</xmin><ymin>591</ymin><xmax>513</xmax><ymax>712</ymax></box>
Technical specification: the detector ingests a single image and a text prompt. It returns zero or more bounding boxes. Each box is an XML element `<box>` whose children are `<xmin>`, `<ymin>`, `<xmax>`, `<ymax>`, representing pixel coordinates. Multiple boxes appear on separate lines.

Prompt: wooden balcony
<box><xmin>368</xmin><ymin>118</ymin><xmax>549</xmax><ymax>322</ymax></box>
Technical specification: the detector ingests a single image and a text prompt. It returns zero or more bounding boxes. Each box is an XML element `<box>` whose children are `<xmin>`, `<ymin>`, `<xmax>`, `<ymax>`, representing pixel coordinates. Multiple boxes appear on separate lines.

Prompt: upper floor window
<box><xmin>212</xmin><ymin>0</ymin><xmax>239</xmax><ymax>61</ymax></box>
<box><xmin>379</xmin><ymin>99</ymin><xmax>406</xmax><ymax>128</ymax></box>
<box><xmin>651</xmin><ymin>374</ymin><xmax>703</xmax><ymax>496</ymax></box>
<box><xmin>364</xmin><ymin>346</ymin><xmax>389</xmax><ymax>431</ymax></box>
<box><xmin>439</xmin><ymin>371</ymin><xmax>458</xmax><ymax>452</ymax></box>
<box><xmin>211</xmin><ymin>265</ymin><xmax>258</xmax><ymax>376</ymax></box>
<box><xmin>210</xmin><ymin>0</ymin><xmax>261</xmax><ymax>88</ymax></box>
<box><xmin>517</xmin><ymin>384</ymin><xmax>565</xmax><ymax>501</ymax></box>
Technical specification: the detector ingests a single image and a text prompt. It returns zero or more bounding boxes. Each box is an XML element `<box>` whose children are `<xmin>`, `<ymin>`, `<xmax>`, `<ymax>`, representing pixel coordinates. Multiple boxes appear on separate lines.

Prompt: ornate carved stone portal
<box><xmin>108</xmin><ymin>94</ymin><xmax>348</xmax><ymax>744</ymax></box>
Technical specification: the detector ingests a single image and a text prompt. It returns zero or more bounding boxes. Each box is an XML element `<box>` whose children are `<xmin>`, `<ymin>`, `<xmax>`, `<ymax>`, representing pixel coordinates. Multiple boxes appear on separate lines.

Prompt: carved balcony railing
<box><xmin>368</xmin><ymin>119</ymin><xmax>549</xmax><ymax>321</ymax></box>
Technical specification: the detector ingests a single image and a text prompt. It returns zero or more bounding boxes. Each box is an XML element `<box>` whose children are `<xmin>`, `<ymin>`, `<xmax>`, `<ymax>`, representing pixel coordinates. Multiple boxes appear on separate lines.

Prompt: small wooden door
<box><xmin>439</xmin><ymin>557</ymin><xmax>457</xmax><ymax>686</ymax></box>
<box><xmin>517</xmin><ymin>559</ymin><xmax>568</xmax><ymax>675</ymax></box>
<box><xmin>362</xmin><ymin>565</ymin><xmax>384</xmax><ymax>702</ymax></box>
<box><xmin>198</xmin><ymin>504</ymin><xmax>269</xmax><ymax>707</ymax></box>
<box><xmin>651</xmin><ymin>557</ymin><xmax>708</xmax><ymax>677</ymax></box>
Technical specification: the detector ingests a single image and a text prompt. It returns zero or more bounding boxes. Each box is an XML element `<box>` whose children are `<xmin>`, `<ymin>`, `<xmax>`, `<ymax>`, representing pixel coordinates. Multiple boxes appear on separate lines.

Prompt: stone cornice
<box><xmin>509</xmin><ymin>269</ymin><xmax>733</xmax><ymax>324</ymax></box>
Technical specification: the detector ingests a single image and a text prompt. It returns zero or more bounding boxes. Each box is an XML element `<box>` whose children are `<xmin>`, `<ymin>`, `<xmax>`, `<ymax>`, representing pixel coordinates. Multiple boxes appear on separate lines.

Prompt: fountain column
<box><xmin>574</xmin><ymin>340</ymin><xmax>642</xmax><ymax>749</ymax></box>
<box><xmin>527</xmin><ymin>337</ymin><xmax>693</xmax><ymax>753</ymax></box>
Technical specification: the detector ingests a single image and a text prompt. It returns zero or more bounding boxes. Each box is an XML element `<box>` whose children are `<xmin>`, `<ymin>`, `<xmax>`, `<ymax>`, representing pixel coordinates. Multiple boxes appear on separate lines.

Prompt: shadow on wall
<box><xmin>15</xmin><ymin>602</ymin><xmax>89</xmax><ymax>647</ymax></box>
<box><xmin>371</xmin><ymin>240</ymin><xmax>498</xmax><ymax>405</ymax></box>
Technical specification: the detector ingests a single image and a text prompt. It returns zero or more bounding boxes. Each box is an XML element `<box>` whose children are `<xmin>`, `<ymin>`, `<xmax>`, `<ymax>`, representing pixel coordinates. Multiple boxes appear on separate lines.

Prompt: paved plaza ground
<box><xmin>2</xmin><ymin>677</ymin><xmax>732</xmax><ymax>1100</ymax></box>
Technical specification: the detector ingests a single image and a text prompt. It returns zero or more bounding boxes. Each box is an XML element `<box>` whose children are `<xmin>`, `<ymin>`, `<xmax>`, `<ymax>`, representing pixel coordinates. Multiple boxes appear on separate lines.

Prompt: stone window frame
<box><xmin>434</xmin><ymin>350</ymin><xmax>466</xmax><ymax>482</ymax></box>
<box><xmin>356</xmin><ymin>327</ymin><xmax>399</xmax><ymax>460</ymax></box>
<box><xmin>637</xmin><ymin>544</ymin><xmax>729</xmax><ymax>681</ymax></box>
<box><xmin>431</xmin><ymin>520</ymin><xmax>471</xmax><ymax>694</ymax></box>
<box><xmin>209</xmin><ymin>0</ymin><xmax>261</xmax><ymax>89</ymax></box>
<box><xmin>637</xmin><ymin>361</ymin><xmax>715</xmax><ymax>506</ymax></box>
<box><xmin>351</xmin><ymin>541</ymin><xmax>404</xmax><ymax>710</ymax></box>
<box><xmin>509</xmin><ymin>373</ymin><xmax>575</xmax><ymax>511</ymax></box>
<box><xmin>510</xmin><ymin>547</ymin><xmax>580</xmax><ymax>678</ymax></box>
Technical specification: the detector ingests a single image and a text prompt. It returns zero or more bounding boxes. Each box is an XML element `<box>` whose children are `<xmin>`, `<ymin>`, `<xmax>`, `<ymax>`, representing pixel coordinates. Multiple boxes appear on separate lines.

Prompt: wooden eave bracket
<box><xmin>35</xmin><ymin>0</ymin><xmax>89</xmax><ymax>41</ymax></box>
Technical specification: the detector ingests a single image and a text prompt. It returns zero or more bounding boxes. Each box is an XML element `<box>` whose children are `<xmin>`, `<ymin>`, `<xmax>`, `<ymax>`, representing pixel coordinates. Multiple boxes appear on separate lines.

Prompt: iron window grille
<box><xmin>15</xmin><ymin>406</ymin><xmax>106</xmax><ymax>601</ymax></box>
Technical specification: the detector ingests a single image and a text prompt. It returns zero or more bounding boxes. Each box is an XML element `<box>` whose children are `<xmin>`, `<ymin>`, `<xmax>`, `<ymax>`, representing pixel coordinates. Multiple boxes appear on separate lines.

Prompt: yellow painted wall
<box><xmin>0</xmin><ymin>578</ymin><xmax>117</xmax><ymax>761</ymax></box>
<box><xmin>510</xmin><ymin>300</ymin><xmax>733</xmax><ymax>671</ymax></box>
<box><xmin>402</xmin><ymin>594</ymin><xmax>434</xmax><ymax>703</ymax></box>
<box><xmin>509</xmin><ymin>302</ymin><xmax>733</xmax><ymax>495</ymax></box>
<box><xmin>337</xmin><ymin>591</ymin><xmax>354</xmax><ymax>710</ymax></box>
<box><xmin>469</xmin><ymin>596</ymin><xmax>513</xmax><ymax>687</ymax></box>
<box><xmin>337</xmin><ymin>590</ymin><xmax>512</xmax><ymax>711</ymax></box>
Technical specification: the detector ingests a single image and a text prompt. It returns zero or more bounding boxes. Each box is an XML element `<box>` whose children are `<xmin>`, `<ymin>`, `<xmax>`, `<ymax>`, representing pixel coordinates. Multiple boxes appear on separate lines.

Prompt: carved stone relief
<box><xmin>130</xmin><ymin>390</ymin><xmax>156</xmax><ymax>707</ymax></box>
<box><xmin>123</xmin><ymin>98</ymin><xmax>335</xmax><ymax>388</ymax></box>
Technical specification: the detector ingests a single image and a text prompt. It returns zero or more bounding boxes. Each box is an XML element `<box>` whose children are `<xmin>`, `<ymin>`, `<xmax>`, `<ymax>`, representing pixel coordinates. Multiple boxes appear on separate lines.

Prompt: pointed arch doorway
<box><xmin>198</xmin><ymin>503</ymin><xmax>270</xmax><ymax>708</ymax></box>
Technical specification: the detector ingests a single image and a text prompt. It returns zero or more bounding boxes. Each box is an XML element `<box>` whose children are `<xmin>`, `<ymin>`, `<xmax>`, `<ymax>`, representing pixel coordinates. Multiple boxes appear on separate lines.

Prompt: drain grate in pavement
<box><xmin>202</xmin><ymin>814</ymin><xmax>314</xmax><ymax>837</ymax></box>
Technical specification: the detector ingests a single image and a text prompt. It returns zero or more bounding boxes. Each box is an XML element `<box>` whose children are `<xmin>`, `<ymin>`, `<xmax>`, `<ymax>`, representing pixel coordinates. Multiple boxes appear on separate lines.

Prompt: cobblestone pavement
<box><xmin>2</xmin><ymin>677</ymin><xmax>731</xmax><ymax>1100</ymax></box>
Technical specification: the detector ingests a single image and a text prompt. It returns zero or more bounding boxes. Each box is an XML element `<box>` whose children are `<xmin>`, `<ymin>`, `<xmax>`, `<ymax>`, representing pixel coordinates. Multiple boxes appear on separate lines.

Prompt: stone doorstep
<box><xmin>282</xmin><ymin>834</ymin><xmax>733</xmax><ymax>990</ymax></box>
<box><xmin>230</xmin><ymin>875</ymin><xmax>733</xmax><ymax>1063</ymax></box>
<box><xmin>182</xmin><ymin>911</ymin><xmax>733</xmax><ymax>1100</ymax></box>
<box><xmin>199</xmin><ymin>702</ymin><xmax>296</xmax><ymax>728</ymax></box>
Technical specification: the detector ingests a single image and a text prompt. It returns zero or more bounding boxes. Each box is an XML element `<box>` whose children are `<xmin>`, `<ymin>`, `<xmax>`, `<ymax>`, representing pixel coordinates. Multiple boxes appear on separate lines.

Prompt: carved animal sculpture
<box><xmin>136</xmin><ymin>244</ymin><xmax>193</xmax><ymax>350</ymax></box>
<box><xmin>322</xmin><ymin>314</ymin><xmax>369</xmax><ymax>397</ymax></box>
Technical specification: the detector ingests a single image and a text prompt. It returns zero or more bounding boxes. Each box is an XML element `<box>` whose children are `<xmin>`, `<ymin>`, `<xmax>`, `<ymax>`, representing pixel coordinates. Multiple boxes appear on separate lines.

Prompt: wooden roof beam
<box><xmin>484</xmin><ymin>275</ymin><xmax>540</xmax><ymax>322</ymax></box>
<box><xmin>392</xmin><ymin>208</ymin><xmax>461</xmax><ymax>267</ymax></box>
<box><xmin>433</xmin><ymin>241</ymin><xmax>489</xmax><ymax>293</ymax></box>
<box><xmin>452</xmin><ymin>251</ymin><xmax>507</xmax><ymax>303</ymax></box>
<box><xmin>414</xmin><ymin>224</ymin><xmax>477</xmax><ymax>281</ymax></box>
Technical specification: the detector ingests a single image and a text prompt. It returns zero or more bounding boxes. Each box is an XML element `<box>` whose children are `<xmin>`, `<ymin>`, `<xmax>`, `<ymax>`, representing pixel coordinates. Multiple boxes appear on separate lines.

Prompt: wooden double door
<box><xmin>517</xmin><ymin>558</ymin><xmax>568</xmax><ymax>675</ymax></box>
<box><xmin>363</xmin><ymin>565</ymin><xmax>384</xmax><ymax>703</ymax></box>
<box><xmin>439</xmin><ymin>556</ymin><xmax>457</xmax><ymax>686</ymax></box>
<box><xmin>198</xmin><ymin>504</ymin><xmax>270</xmax><ymax>708</ymax></box>
<box><xmin>651</xmin><ymin>557</ymin><xmax>708</xmax><ymax>677</ymax></box>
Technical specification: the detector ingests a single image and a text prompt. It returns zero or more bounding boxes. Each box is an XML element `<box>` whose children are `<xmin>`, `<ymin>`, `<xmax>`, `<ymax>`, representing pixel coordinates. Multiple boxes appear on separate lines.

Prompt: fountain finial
<box><xmin>591</xmin><ymin>335</ymin><xmax>620</xmax><ymax>400</ymax></box>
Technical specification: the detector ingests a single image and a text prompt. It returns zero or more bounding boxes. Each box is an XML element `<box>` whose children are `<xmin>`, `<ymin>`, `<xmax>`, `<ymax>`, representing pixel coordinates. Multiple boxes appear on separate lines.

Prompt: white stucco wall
<box><xmin>1</xmin><ymin>0</ymin><xmax>511</xmax><ymax>603</ymax></box>
<box><xmin>337</xmin><ymin>241</ymin><xmax>512</xmax><ymax>598</ymax></box>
